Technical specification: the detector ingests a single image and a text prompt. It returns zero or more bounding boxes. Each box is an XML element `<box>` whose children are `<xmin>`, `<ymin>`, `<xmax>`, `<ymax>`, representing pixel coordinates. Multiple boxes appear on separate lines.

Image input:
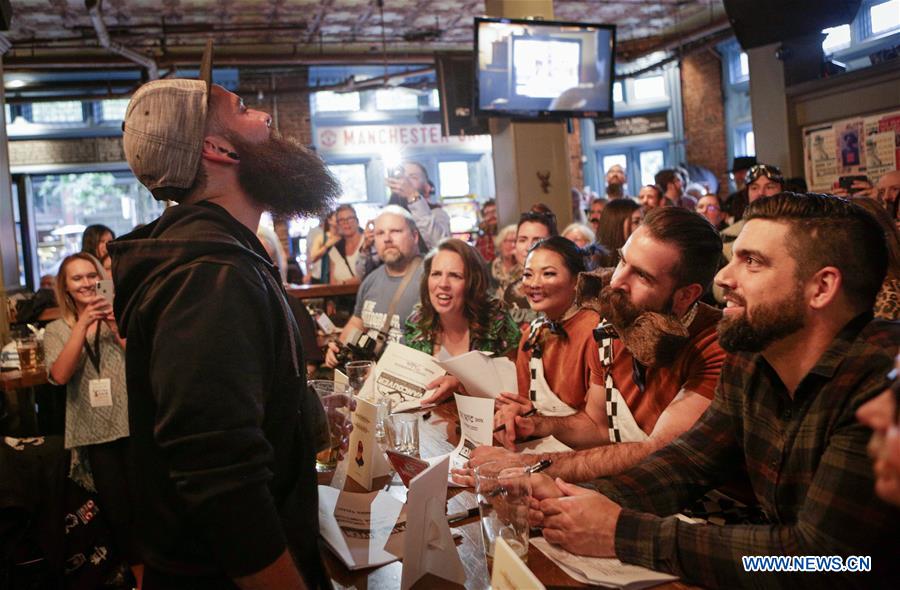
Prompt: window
<box><xmin>735</xmin><ymin>126</ymin><xmax>756</xmax><ymax>157</ymax></box>
<box><xmin>327</xmin><ymin>164</ymin><xmax>368</xmax><ymax>203</ymax></box>
<box><xmin>431</xmin><ymin>88</ymin><xmax>440</xmax><ymax>108</ymax></box>
<box><xmin>30</xmin><ymin>172</ymin><xmax>165</xmax><ymax>277</ymax></box>
<box><xmin>374</xmin><ymin>88</ymin><xmax>420</xmax><ymax>111</ymax></box>
<box><xmin>313</xmin><ymin>91</ymin><xmax>361</xmax><ymax>113</ymax></box>
<box><xmin>639</xmin><ymin>150</ymin><xmax>664</xmax><ymax>187</ymax></box>
<box><xmin>632</xmin><ymin>75</ymin><xmax>666</xmax><ymax>100</ymax></box>
<box><xmin>822</xmin><ymin>24</ymin><xmax>852</xmax><ymax>54</ymax></box>
<box><xmin>30</xmin><ymin>101</ymin><xmax>84</xmax><ymax>124</ymax></box>
<box><xmin>98</xmin><ymin>99</ymin><xmax>130</xmax><ymax>122</ymax></box>
<box><xmin>738</xmin><ymin>52</ymin><xmax>749</xmax><ymax>79</ymax></box>
<box><xmin>871</xmin><ymin>0</ymin><xmax>900</xmax><ymax>35</ymax></box>
<box><xmin>612</xmin><ymin>81</ymin><xmax>623</xmax><ymax>103</ymax></box>
<box><xmin>438</xmin><ymin>161</ymin><xmax>470</xmax><ymax>197</ymax></box>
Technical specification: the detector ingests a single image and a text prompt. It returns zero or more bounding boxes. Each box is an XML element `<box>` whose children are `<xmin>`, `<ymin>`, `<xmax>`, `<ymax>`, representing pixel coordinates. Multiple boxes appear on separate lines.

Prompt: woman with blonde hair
<box><xmin>44</xmin><ymin>252</ymin><xmax>139</xmax><ymax>576</ymax></box>
<box><xmin>491</xmin><ymin>223</ymin><xmax>520</xmax><ymax>296</ymax></box>
<box><xmin>561</xmin><ymin>222</ymin><xmax>596</xmax><ymax>248</ymax></box>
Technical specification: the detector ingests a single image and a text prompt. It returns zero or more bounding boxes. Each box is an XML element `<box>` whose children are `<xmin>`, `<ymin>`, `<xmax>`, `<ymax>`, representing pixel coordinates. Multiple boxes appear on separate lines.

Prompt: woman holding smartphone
<box><xmin>43</xmin><ymin>252</ymin><xmax>139</xmax><ymax>578</ymax></box>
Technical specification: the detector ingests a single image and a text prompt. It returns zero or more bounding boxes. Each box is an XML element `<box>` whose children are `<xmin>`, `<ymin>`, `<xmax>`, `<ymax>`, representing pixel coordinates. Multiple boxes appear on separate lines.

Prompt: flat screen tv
<box><xmin>474</xmin><ymin>17</ymin><xmax>616</xmax><ymax>119</ymax></box>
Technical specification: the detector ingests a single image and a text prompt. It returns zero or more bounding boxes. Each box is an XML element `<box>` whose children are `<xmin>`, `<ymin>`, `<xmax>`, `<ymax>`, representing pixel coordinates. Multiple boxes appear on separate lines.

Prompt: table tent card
<box><xmin>374</xmin><ymin>342</ymin><xmax>446</xmax><ymax>412</ymax></box>
<box><xmin>491</xmin><ymin>537</ymin><xmax>546</xmax><ymax>590</ymax></box>
<box><xmin>450</xmin><ymin>393</ymin><xmax>496</xmax><ymax>471</ymax></box>
<box><xmin>346</xmin><ymin>398</ymin><xmax>392</xmax><ymax>490</ymax></box>
<box><xmin>317</xmin><ymin>486</ymin><xmax>405</xmax><ymax>570</ymax></box>
<box><xmin>435</xmin><ymin>350</ymin><xmax>518</xmax><ymax>399</ymax></box>
<box><xmin>400</xmin><ymin>455</ymin><xmax>466</xmax><ymax>590</ymax></box>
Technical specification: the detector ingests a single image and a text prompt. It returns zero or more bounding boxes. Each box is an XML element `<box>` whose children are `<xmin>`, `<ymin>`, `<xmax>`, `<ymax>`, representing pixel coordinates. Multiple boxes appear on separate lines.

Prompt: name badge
<box><xmin>89</xmin><ymin>378</ymin><xmax>113</xmax><ymax>408</ymax></box>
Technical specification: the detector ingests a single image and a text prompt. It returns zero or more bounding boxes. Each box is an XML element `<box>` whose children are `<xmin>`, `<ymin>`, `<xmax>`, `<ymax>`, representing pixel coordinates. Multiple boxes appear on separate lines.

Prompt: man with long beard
<box><xmin>108</xmin><ymin>47</ymin><xmax>343</xmax><ymax>589</ymax></box>
<box><xmin>530</xmin><ymin>193</ymin><xmax>900</xmax><ymax>588</ymax></box>
<box><xmin>468</xmin><ymin>207</ymin><xmax>725</xmax><ymax>483</ymax></box>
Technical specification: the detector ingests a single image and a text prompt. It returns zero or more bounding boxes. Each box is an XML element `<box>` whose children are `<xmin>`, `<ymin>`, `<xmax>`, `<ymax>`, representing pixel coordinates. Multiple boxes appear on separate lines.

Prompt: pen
<box><xmin>493</xmin><ymin>407</ymin><xmax>537</xmax><ymax>433</ymax></box>
<box><xmin>446</xmin><ymin>506</ymin><xmax>480</xmax><ymax>525</ymax></box>
<box><xmin>525</xmin><ymin>458</ymin><xmax>552</xmax><ymax>474</ymax></box>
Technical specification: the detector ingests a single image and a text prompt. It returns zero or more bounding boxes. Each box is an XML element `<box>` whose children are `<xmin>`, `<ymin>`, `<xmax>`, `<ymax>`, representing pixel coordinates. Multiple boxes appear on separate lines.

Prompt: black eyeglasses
<box><xmin>746</xmin><ymin>164</ymin><xmax>784</xmax><ymax>185</ymax></box>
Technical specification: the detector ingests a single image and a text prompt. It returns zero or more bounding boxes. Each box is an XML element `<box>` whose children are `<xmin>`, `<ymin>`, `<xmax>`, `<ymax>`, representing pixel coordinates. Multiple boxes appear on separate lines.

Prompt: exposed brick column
<box><xmin>680</xmin><ymin>50</ymin><xmax>729</xmax><ymax>197</ymax></box>
<box><xmin>567</xmin><ymin>121</ymin><xmax>584</xmax><ymax>195</ymax></box>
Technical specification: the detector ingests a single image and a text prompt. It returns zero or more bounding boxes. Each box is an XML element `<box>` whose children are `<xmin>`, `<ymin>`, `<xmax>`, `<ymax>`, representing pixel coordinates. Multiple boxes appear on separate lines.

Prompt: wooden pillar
<box><xmin>484</xmin><ymin>0</ymin><xmax>574</xmax><ymax>229</ymax></box>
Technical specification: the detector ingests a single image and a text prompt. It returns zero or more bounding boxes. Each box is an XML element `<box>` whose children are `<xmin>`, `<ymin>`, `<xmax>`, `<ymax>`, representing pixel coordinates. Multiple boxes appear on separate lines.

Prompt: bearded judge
<box><xmin>463</xmin><ymin>207</ymin><xmax>726</xmax><ymax>483</ymax></box>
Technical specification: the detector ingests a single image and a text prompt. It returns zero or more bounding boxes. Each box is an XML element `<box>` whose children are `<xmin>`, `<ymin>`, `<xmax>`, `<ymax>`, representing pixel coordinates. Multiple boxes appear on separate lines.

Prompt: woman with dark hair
<box><xmin>81</xmin><ymin>224</ymin><xmax>115</xmax><ymax>267</ymax></box>
<box><xmin>594</xmin><ymin>198</ymin><xmax>641</xmax><ymax>267</ymax></box>
<box><xmin>494</xmin><ymin>236</ymin><xmax>601</xmax><ymax>445</ymax></box>
<box><xmin>502</xmin><ymin>208</ymin><xmax>559</xmax><ymax>324</ymax></box>
<box><xmin>404</xmin><ymin>238</ymin><xmax>520</xmax><ymax>404</ymax></box>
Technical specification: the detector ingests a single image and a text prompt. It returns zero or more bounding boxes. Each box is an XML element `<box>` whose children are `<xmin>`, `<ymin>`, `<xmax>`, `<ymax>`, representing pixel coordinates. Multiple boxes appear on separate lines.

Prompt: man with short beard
<box><xmin>324</xmin><ymin>206</ymin><xmax>423</xmax><ymax>368</ymax></box>
<box><xmin>531</xmin><ymin>193</ymin><xmax>900</xmax><ymax>588</ymax></box>
<box><xmin>109</xmin><ymin>49</ymin><xmax>343</xmax><ymax>589</ymax></box>
<box><xmin>470</xmin><ymin>207</ymin><xmax>725</xmax><ymax>484</ymax></box>
<box><xmin>604</xmin><ymin>164</ymin><xmax>629</xmax><ymax>200</ymax></box>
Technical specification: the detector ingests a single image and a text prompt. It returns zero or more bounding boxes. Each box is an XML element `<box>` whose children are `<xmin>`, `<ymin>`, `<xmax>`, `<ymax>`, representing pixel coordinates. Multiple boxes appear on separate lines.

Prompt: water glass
<box><xmin>386</xmin><ymin>413</ymin><xmax>419</xmax><ymax>456</ymax></box>
<box><xmin>309</xmin><ymin>380</ymin><xmax>352</xmax><ymax>472</ymax></box>
<box><xmin>345</xmin><ymin>360</ymin><xmax>375</xmax><ymax>398</ymax></box>
<box><xmin>474</xmin><ymin>461</ymin><xmax>531</xmax><ymax>568</ymax></box>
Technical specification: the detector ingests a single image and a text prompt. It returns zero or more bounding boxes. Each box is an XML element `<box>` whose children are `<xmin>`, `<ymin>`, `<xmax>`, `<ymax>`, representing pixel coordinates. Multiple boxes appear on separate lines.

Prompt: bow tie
<box><xmin>524</xmin><ymin>317</ymin><xmax>568</xmax><ymax>358</ymax></box>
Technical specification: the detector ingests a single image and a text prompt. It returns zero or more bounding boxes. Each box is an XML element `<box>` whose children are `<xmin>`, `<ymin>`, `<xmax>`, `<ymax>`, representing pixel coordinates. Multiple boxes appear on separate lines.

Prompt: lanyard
<box><xmin>83</xmin><ymin>322</ymin><xmax>102</xmax><ymax>373</ymax></box>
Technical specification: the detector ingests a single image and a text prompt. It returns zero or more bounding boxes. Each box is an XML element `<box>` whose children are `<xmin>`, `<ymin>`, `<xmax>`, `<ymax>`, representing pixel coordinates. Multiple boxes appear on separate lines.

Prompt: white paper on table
<box><xmin>515</xmin><ymin>435</ymin><xmax>572</xmax><ymax>454</ymax></box>
<box><xmin>491</xmin><ymin>537</ymin><xmax>546</xmax><ymax>590</ymax></box>
<box><xmin>531</xmin><ymin>537</ymin><xmax>677</xmax><ymax>590</ymax></box>
<box><xmin>346</xmin><ymin>398</ymin><xmax>392</xmax><ymax>490</ymax></box>
<box><xmin>435</xmin><ymin>350</ymin><xmax>518</xmax><ymax>399</ymax></box>
<box><xmin>450</xmin><ymin>393</ymin><xmax>495</xmax><ymax>472</ymax></box>
<box><xmin>401</xmin><ymin>455</ymin><xmax>466</xmax><ymax>590</ymax></box>
<box><xmin>318</xmin><ymin>485</ymin><xmax>405</xmax><ymax>570</ymax></box>
<box><xmin>374</xmin><ymin>342</ymin><xmax>446</xmax><ymax>413</ymax></box>
<box><xmin>333</xmin><ymin>369</ymin><xmax>349</xmax><ymax>387</ymax></box>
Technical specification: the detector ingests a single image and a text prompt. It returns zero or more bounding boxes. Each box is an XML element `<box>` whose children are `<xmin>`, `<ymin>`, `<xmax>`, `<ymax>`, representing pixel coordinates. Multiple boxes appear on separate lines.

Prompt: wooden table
<box><xmin>321</xmin><ymin>403</ymin><xmax>696</xmax><ymax>590</ymax></box>
<box><xmin>0</xmin><ymin>369</ymin><xmax>49</xmax><ymax>393</ymax></box>
<box><xmin>286</xmin><ymin>283</ymin><xmax>359</xmax><ymax>300</ymax></box>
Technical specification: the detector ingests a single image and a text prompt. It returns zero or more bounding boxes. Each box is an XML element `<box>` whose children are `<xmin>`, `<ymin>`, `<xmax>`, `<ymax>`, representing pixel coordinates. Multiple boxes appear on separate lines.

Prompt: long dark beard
<box><xmin>227</xmin><ymin>131</ymin><xmax>340</xmax><ymax>217</ymax></box>
<box><xmin>606</xmin><ymin>182</ymin><xmax>624</xmax><ymax>199</ymax></box>
<box><xmin>598</xmin><ymin>285</ymin><xmax>688</xmax><ymax>367</ymax></box>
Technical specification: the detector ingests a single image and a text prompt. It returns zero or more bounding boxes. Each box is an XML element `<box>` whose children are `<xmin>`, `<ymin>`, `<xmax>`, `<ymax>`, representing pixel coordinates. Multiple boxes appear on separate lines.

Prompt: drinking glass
<box><xmin>345</xmin><ymin>360</ymin><xmax>375</xmax><ymax>398</ymax></box>
<box><xmin>309</xmin><ymin>380</ymin><xmax>352</xmax><ymax>472</ymax></box>
<box><xmin>15</xmin><ymin>335</ymin><xmax>43</xmax><ymax>375</ymax></box>
<box><xmin>474</xmin><ymin>461</ymin><xmax>531</xmax><ymax>569</ymax></box>
<box><xmin>386</xmin><ymin>413</ymin><xmax>419</xmax><ymax>456</ymax></box>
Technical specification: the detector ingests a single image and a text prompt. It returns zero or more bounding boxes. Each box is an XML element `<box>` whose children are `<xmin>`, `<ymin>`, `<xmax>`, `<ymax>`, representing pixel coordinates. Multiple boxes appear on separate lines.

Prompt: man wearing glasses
<box><xmin>695</xmin><ymin>194</ymin><xmax>728</xmax><ymax>231</ymax></box>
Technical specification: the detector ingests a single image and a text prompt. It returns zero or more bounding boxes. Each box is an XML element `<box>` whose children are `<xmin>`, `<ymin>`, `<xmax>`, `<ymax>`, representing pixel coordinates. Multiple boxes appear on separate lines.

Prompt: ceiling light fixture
<box><xmin>5</xmin><ymin>79</ymin><xmax>27</xmax><ymax>88</ymax></box>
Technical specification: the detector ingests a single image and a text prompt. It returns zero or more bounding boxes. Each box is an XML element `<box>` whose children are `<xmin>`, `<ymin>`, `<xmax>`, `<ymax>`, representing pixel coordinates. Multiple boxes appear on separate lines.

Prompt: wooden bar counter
<box><xmin>321</xmin><ymin>402</ymin><xmax>695</xmax><ymax>590</ymax></box>
<box><xmin>286</xmin><ymin>283</ymin><xmax>359</xmax><ymax>300</ymax></box>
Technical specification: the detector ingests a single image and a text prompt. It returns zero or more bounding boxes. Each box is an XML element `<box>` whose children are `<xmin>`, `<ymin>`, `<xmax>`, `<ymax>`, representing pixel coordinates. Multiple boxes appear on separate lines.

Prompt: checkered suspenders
<box><xmin>599</xmin><ymin>331</ymin><xmax>650</xmax><ymax>444</ymax></box>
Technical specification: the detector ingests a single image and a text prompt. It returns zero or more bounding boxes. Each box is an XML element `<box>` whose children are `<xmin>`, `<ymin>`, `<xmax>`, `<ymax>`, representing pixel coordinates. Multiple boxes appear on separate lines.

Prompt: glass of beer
<box><xmin>474</xmin><ymin>461</ymin><xmax>531</xmax><ymax>569</ymax></box>
<box><xmin>16</xmin><ymin>335</ymin><xmax>43</xmax><ymax>375</ymax></box>
<box><xmin>309</xmin><ymin>380</ymin><xmax>352</xmax><ymax>472</ymax></box>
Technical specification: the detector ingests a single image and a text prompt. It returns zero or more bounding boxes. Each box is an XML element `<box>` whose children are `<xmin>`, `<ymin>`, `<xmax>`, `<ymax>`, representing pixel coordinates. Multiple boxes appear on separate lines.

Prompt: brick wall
<box><xmin>680</xmin><ymin>50</ymin><xmax>729</xmax><ymax>196</ymax></box>
<box><xmin>9</xmin><ymin>136</ymin><xmax>124</xmax><ymax>167</ymax></box>
<box><xmin>566</xmin><ymin>120</ymin><xmax>584</xmax><ymax>194</ymax></box>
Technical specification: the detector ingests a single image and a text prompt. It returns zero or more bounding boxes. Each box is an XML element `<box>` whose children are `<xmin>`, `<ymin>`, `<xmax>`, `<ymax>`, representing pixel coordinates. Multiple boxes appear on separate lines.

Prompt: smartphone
<box><xmin>96</xmin><ymin>280</ymin><xmax>115</xmax><ymax>305</ymax></box>
<box><xmin>838</xmin><ymin>175</ymin><xmax>868</xmax><ymax>194</ymax></box>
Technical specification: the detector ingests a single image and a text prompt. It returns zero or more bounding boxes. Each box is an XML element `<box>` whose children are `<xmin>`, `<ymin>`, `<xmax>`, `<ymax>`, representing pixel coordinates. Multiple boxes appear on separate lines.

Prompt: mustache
<box><xmin>598</xmin><ymin>285</ymin><xmax>642</xmax><ymax>328</ymax></box>
<box><xmin>720</xmin><ymin>286</ymin><xmax>746</xmax><ymax>307</ymax></box>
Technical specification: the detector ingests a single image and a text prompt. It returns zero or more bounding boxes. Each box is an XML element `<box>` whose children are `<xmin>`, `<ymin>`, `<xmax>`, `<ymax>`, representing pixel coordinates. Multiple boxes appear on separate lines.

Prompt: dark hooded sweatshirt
<box><xmin>108</xmin><ymin>201</ymin><xmax>329</xmax><ymax>588</ymax></box>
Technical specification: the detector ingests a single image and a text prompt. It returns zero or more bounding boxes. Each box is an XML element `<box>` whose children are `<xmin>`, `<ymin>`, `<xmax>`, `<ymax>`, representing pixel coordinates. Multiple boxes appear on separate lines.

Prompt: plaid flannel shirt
<box><xmin>593</xmin><ymin>313</ymin><xmax>900</xmax><ymax>588</ymax></box>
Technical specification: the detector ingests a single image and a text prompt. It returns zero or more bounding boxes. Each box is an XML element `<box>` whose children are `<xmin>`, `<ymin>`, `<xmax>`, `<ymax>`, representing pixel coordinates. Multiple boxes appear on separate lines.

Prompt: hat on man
<box><xmin>730</xmin><ymin>156</ymin><xmax>757</xmax><ymax>172</ymax></box>
<box><xmin>746</xmin><ymin>163</ymin><xmax>784</xmax><ymax>186</ymax></box>
<box><xmin>122</xmin><ymin>40</ymin><xmax>214</xmax><ymax>192</ymax></box>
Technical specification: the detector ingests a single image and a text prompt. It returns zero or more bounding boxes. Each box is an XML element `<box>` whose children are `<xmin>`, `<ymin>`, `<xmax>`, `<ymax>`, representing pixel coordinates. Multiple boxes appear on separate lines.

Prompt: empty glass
<box><xmin>345</xmin><ymin>360</ymin><xmax>375</xmax><ymax>398</ymax></box>
<box><xmin>386</xmin><ymin>413</ymin><xmax>419</xmax><ymax>456</ymax></box>
<box><xmin>474</xmin><ymin>461</ymin><xmax>531</xmax><ymax>568</ymax></box>
<box><xmin>309</xmin><ymin>380</ymin><xmax>352</xmax><ymax>472</ymax></box>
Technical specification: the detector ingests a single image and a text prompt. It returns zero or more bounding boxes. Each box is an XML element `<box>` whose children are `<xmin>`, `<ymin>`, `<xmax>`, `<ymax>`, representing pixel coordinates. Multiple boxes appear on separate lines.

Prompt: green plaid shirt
<box><xmin>594</xmin><ymin>313</ymin><xmax>900</xmax><ymax>588</ymax></box>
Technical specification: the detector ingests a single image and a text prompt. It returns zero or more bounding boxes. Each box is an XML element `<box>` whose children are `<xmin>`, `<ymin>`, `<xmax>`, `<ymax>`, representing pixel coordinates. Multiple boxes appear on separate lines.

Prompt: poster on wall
<box><xmin>803</xmin><ymin>108</ymin><xmax>900</xmax><ymax>193</ymax></box>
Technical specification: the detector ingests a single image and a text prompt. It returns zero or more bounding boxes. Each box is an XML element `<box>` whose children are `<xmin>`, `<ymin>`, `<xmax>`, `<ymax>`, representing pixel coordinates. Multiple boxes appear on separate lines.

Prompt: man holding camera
<box><xmin>325</xmin><ymin>206</ymin><xmax>424</xmax><ymax>368</ymax></box>
<box><xmin>386</xmin><ymin>161</ymin><xmax>451</xmax><ymax>248</ymax></box>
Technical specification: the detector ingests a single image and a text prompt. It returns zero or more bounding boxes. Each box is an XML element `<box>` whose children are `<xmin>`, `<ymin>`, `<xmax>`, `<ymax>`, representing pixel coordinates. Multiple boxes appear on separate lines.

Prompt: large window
<box><xmin>871</xmin><ymin>0</ymin><xmax>900</xmax><ymax>35</ymax></box>
<box><xmin>29</xmin><ymin>101</ymin><xmax>85</xmax><ymax>124</ymax></box>
<box><xmin>438</xmin><ymin>161</ymin><xmax>471</xmax><ymax>197</ymax></box>
<box><xmin>313</xmin><ymin>91</ymin><xmax>361</xmax><ymax>113</ymax></box>
<box><xmin>823</xmin><ymin>24</ymin><xmax>852</xmax><ymax>53</ymax></box>
<box><xmin>98</xmin><ymin>99</ymin><xmax>130</xmax><ymax>122</ymax></box>
<box><xmin>327</xmin><ymin>163</ymin><xmax>368</xmax><ymax>203</ymax></box>
<box><xmin>632</xmin><ymin>75</ymin><xmax>667</xmax><ymax>101</ymax></box>
<box><xmin>638</xmin><ymin>150</ymin><xmax>665</xmax><ymax>186</ymax></box>
<box><xmin>374</xmin><ymin>89</ymin><xmax>420</xmax><ymax>111</ymax></box>
<box><xmin>29</xmin><ymin>172</ymin><xmax>165</xmax><ymax>278</ymax></box>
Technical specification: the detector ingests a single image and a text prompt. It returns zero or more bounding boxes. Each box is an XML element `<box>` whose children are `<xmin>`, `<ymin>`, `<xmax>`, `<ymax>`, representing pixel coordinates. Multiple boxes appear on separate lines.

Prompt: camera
<box><xmin>334</xmin><ymin>328</ymin><xmax>386</xmax><ymax>367</ymax></box>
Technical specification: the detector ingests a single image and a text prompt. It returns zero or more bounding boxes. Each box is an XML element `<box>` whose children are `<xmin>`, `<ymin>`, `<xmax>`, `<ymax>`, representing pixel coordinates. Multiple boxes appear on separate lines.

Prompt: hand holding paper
<box><xmin>435</xmin><ymin>351</ymin><xmax>518</xmax><ymax>400</ymax></box>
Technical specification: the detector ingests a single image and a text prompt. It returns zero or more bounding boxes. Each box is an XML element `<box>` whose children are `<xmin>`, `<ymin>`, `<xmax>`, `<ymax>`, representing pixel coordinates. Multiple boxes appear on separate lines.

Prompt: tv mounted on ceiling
<box><xmin>474</xmin><ymin>16</ymin><xmax>616</xmax><ymax>120</ymax></box>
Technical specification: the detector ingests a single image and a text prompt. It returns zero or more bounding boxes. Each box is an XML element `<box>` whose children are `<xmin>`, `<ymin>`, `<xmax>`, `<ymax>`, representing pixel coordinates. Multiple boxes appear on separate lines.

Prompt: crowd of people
<box><xmin>28</xmin><ymin>65</ymin><xmax>900</xmax><ymax>590</ymax></box>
